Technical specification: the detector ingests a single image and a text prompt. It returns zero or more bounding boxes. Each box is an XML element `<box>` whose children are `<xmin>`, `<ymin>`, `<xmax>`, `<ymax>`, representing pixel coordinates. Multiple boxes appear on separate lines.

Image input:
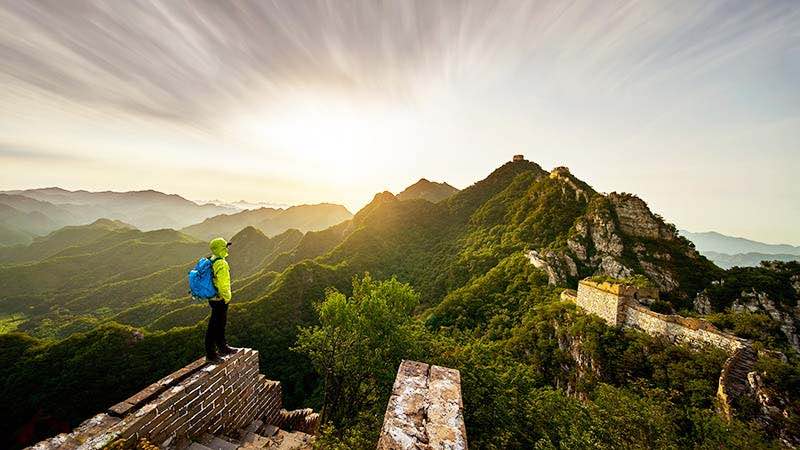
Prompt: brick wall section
<box><xmin>575</xmin><ymin>279</ymin><xmax>755</xmax><ymax>421</ymax></box>
<box><xmin>576</xmin><ymin>281</ymin><xmax>626</xmax><ymax>326</ymax></box>
<box><xmin>622</xmin><ymin>303</ymin><xmax>746</xmax><ymax>352</ymax></box>
<box><xmin>29</xmin><ymin>349</ymin><xmax>293</xmax><ymax>450</ymax></box>
<box><xmin>377</xmin><ymin>360</ymin><xmax>467</xmax><ymax>450</ymax></box>
<box><xmin>576</xmin><ymin>280</ymin><xmax>746</xmax><ymax>352</ymax></box>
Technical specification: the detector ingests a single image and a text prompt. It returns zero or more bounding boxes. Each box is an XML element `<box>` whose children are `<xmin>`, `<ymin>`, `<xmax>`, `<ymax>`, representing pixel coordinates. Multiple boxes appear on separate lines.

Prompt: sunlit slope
<box><xmin>0</xmin><ymin>219</ymin><xmax>133</xmax><ymax>264</ymax></box>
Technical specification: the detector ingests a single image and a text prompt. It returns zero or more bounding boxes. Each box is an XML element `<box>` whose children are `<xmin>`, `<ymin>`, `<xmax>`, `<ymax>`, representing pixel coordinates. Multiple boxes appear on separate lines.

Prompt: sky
<box><xmin>0</xmin><ymin>0</ymin><xmax>798</xmax><ymax>244</ymax></box>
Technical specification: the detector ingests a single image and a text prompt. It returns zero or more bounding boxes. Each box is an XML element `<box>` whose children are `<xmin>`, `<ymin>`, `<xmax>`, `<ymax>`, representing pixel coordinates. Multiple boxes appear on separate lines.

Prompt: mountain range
<box><xmin>0</xmin><ymin>187</ymin><xmax>351</xmax><ymax>246</ymax></box>
<box><xmin>1</xmin><ymin>158</ymin><xmax>798</xmax><ymax>449</ymax></box>
<box><xmin>180</xmin><ymin>204</ymin><xmax>352</xmax><ymax>241</ymax></box>
<box><xmin>680</xmin><ymin>230</ymin><xmax>800</xmax><ymax>269</ymax></box>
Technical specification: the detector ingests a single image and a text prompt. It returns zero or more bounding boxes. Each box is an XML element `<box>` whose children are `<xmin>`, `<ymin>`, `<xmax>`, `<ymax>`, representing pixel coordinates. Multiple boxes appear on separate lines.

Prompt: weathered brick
<box><xmin>118</xmin><ymin>404</ymin><xmax>158</xmax><ymax>439</ymax></box>
<box><xmin>28</xmin><ymin>348</ymin><xmax>323</xmax><ymax>449</ymax></box>
<box><xmin>108</xmin><ymin>401</ymin><xmax>136</xmax><ymax>417</ymax></box>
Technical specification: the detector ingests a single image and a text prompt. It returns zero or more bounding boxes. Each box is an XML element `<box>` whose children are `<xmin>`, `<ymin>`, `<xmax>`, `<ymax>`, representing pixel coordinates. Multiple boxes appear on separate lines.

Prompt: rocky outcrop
<box><xmin>533</xmin><ymin>191</ymin><xmax>706</xmax><ymax>294</ymax></box>
<box><xmin>732</xmin><ymin>290</ymin><xmax>800</xmax><ymax>353</ymax></box>
<box><xmin>549</xmin><ymin>167</ymin><xmax>590</xmax><ymax>203</ymax></box>
<box><xmin>553</xmin><ymin>320</ymin><xmax>602</xmax><ymax>398</ymax></box>
<box><xmin>606</xmin><ymin>193</ymin><xmax>676</xmax><ymax>241</ymax></box>
<box><xmin>377</xmin><ymin>360</ymin><xmax>467</xmax><ymax>450</ymax></box>
<box><xmin>747</xmin><ymin>371</ymin><xmax>799</xmax><ymax>448</ymax></box>
<box><xmin>526</xmin><ymin>249</ymin><xmax>577</xmax><ymax>285</ymax></box>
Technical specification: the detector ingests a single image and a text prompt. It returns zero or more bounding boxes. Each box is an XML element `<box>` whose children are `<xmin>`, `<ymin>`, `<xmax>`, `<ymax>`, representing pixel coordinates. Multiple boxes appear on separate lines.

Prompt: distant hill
<box><xmin>396</xmin><ymin>178</ymin><xmax>459</xmax><ymax>203</ymax></box>
<box><xmin>679</xmin><ymin>230</ymin><xmax>800</xmax><ymax>268</ymax></box>
<box><xmin>181</xmin><ymin>203</ymin><xmax>353</xmax><ymax>241</ymax></box>
<box><xmin>225</xmin><ymin>226</ymin><xmax>303</xmax><ymax>277</ymax></box>
<box><xmin>680</xmin><ymin>230</ymin><xmax>800</xmax><ymax>255</ymax></box>
<box><xmin>0</xmin><ymin>187</ymin><xmax>235</xmax><ymax>234</ymax></box>
<box><xmin>197</xmin><ymin>199</ymin><xmax>289</xmax><ymax>211</ymax></box>
<box><xmin>703</xmin><ymin>251</ymin><xmax>799</xmax><ymax>269</ymax></box>
<box><xmin>0</xmin><ymin>194</ymin><xmax>77</xmax><ymax>244</ymax></box>
<box><xmin>0</xmin><ymin>218</ymin><xmax>134</xmax><ymax>264</ymax></box>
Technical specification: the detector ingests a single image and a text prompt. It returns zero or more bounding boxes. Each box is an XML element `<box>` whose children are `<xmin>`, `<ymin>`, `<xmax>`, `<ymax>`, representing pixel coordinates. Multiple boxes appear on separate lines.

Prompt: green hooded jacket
<box><xmin>209</xmin><ymin>237</ymin><xmax>232</xmax><ymax>303</ymax></box>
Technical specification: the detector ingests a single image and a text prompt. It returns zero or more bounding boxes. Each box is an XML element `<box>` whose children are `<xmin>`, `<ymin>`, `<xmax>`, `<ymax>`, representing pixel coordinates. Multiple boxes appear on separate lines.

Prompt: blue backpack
<box><xmin>188</xmin><ymin>257</ymin><xmax>219</xmax><ymax>299</ymax></box>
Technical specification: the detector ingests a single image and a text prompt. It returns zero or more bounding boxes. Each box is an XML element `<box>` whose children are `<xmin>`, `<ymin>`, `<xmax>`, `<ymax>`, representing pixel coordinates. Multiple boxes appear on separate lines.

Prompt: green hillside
<box><xmin>396</xmin><ymin>178</ymin><xmax>459</xmax><ymax>202</ymax></box>
<box><xmin>0</xmin><ymin>218</ymin><xmax>133</xmax><ymax>264</ymax></box>
<box><xmin>1</xmin><ymin>159</ymin><xmax>798</xmax><ymax>449</ymax></box>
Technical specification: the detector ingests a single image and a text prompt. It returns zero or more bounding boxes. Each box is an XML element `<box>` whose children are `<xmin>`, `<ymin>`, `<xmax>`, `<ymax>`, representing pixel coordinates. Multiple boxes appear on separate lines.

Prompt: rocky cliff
<box><xmin>526</xmin><ymin>168</ymin><xmax>718</xmax><ymax>299</ymax></box>
<box><xmin>695</xmin><ymin>261</ymin><xmax>800</xmax><ymax>353</ymax></box>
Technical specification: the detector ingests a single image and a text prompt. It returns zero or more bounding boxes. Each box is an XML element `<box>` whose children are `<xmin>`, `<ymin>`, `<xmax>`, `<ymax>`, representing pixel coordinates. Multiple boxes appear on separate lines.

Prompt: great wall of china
<box><xmin>28</xmin><ymin>275</ymin><xmax>758</xmax><ymax>449</ymax></box>
<box><xmin>563</xmin><ymin>279</ymin><xmax>756</xmax><ymax>419</ymax></box>
<box><xmin>28</xmin><ymin>350</ymin><xmax>467</xmax><ymax>450</ymax></box>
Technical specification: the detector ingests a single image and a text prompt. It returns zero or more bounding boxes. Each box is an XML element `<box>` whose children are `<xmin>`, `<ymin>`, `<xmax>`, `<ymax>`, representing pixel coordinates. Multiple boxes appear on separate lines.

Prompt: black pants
<box><xmin>205</xmin><ymin>300</ymin><xmax>228</xmax><ymax>356</ymax></box>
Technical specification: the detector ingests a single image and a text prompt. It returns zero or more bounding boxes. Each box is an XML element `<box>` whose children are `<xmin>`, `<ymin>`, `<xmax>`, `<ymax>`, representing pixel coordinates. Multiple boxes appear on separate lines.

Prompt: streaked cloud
<box><xmin>0</xmin><ymin>0</ymin><xmax>798</xmax><ymax>243</ymax></box>
<box><xmin>0</xmin><ymin>142</ymin><xmax>85</xmax><ymax>161</ymax></box>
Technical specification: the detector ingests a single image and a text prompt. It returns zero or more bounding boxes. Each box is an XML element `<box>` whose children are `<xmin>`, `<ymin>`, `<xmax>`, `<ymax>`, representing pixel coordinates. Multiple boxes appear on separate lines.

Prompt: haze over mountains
<box><xmin>0</xmin><ymin>187</ymin><xmax>352</xmax><ymax>246</ymax></box>
<box><xmin>181</xmin><ymin>204</ymin><xmax>352</xmax><ymax>241</ymax></box>
<box><xmin>680</xmin><ymin>230</ymin><xmax>800</xmax><ymax>269</ymax></box>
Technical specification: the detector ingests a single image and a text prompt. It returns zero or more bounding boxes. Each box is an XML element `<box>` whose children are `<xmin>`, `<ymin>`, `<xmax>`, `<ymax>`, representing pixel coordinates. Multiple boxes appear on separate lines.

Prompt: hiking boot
<box><xmin>219</xmin><ymin>345</ymin><xmax>240</xmax><ymax>355</ymax></box>
<box><xmin>206</xmin><ymin>354</ymin><xmax>224</xmax><ymax>364</ymax></box>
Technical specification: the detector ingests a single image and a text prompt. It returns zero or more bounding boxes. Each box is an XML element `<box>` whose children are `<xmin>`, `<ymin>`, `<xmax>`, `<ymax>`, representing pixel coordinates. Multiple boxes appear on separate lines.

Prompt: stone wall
<box><xmin>576</xmin><ymin>280</ymin><xmax>745</xmax><ymax>352</ymax></box>
<box><xmin>574</xmin><ymin>279</ymin><xmax>757</xmax><ymax>421</ymax></box>
<box><xmin>377</xmin><ymin>360</ymin><xmax>467</xmax><ymax>450</ymax></box>
<box><xmin>29</xmin><ymin>349</ymin><xmax>316</xmax><ymax>450</ymax></box>
<box><xmin>623</xmin><ymin>303</ymin><xmax>746</xmax><ymax>353</ymax></box>
<box><xmin>576</xmin><ymin>281</ymin><xmax>626</xmax><ymax>326</ymax></box>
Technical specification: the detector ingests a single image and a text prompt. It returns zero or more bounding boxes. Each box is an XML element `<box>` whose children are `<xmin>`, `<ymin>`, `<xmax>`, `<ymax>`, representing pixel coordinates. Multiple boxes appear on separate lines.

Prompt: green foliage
<box><xmin>294</xmin><ymin>275</ymin><xmax>422</xmax><ymax>431</ymax></box>
<box><xmin>587</xmin><ymin>274</ymin><xmax>654</xmax><ymax>288</ymax></box>
<box><xmin>0</xmin><ymin>313</ymin><xmax>24</xmax><ymax>333</ymax></box>
<box><xmin>704</xmin><ymin>262</ymin><xmax>799</xmax><ymax>310</ymax></box>
<box><xmin>708</xmin><ymin>311</ymin><xmax>787</xmax><ymax>349</ymax></box>
<box><xmin>427</xmin><ymin>253</ymin><xmax>557</xmax><ymax>331</ymax></box>
<box><xmin>0</xmin><ymin>324</ymin><xmax>204</xmax><ymax>447</ymax></box>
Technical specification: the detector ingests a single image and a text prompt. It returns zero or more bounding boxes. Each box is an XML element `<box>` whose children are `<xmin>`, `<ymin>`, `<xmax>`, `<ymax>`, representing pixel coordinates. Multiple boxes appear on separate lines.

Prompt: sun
<box><xmin>232</xmin><ymin>93</ymin><xmax>423</xmax><ymax>184</ymax></box>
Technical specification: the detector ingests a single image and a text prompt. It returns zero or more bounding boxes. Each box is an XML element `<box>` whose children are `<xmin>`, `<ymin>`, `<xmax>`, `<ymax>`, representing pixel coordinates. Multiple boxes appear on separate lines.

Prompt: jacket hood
<box><xmin>209</xmin><ymin>237</ymin><xmax>229</xmax><ymax>258</ymax></box>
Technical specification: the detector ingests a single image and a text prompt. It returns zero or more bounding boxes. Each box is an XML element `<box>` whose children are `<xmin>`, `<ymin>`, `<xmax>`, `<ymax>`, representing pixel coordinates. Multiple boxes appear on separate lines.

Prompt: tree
<box><xmin>293</xmin><ymin>274</ymin><xmax>421</xmax><ymax>432</ymax></box>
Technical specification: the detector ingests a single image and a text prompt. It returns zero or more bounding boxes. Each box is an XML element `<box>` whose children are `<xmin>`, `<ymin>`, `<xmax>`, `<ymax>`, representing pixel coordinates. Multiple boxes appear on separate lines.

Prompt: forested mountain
<box><xmin>180</xmin><ymin>203</ymin><xmax>352</xmax><ymax>241</ymax></box>
<box><xmin>0</xmin><ymin>222</ymin><xmax>303</xmax><ymax>340</ymax></box>
<box><xmin>396</xmin><ymin>178</ymin><xmax>459</xmax><ymax>202</ymax></box>
<box><xmin>1</xmin><ymin>158</ymin><xmax>798</xmax><ymax>449</ymax></box>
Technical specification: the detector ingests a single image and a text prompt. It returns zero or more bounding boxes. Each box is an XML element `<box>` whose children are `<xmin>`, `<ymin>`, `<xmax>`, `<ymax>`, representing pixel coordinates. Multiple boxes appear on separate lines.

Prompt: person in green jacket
<box><xmin>206</xmin><ymin>237</ymin><xmax>238</xmax><ymax>363</ymax></box>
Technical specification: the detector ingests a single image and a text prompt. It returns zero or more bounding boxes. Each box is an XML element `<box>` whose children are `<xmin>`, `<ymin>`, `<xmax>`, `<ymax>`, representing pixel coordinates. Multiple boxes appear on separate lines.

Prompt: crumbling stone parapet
<box><xmin>377</xmin><ymin>360</ymin><xmax>467</xmax><ymax>450</ymax></box>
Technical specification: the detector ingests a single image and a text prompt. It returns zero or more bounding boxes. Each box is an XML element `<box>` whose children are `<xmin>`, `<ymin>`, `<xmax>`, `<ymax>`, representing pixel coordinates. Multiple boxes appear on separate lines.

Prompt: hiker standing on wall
<box><xmin>206</xmin><ymin>237</ymin><xmax>238</xmax><ymax>363</ymax></box>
